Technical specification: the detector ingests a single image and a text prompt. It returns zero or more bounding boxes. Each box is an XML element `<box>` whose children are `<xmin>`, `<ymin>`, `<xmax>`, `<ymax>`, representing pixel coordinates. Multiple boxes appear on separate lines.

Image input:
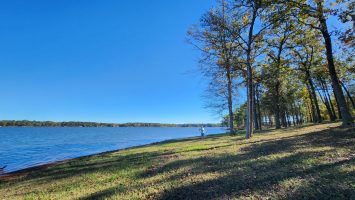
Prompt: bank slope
<box><xmin>0</xmin><ymin>123</ymin><xmax>354</xmax><ymax>200</ymax></box>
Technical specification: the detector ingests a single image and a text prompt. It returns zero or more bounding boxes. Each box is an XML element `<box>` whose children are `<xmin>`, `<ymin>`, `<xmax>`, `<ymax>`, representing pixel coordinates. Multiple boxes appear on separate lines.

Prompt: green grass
<box><xmin>0</xmin><ymin>123</ymin><xmax>354</xmax><ymax>199</ymax></box>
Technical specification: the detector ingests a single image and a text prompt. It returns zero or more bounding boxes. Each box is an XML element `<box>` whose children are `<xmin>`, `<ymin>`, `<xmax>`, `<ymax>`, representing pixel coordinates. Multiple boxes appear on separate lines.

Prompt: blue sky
<box><xmin>0</xmin><ymin>0</ymin><xmax>226</xmax><ymax>124</ymax></box>
<box><xmin>0</xmin><ymin>1</ymin><xmax>345</xmax><ymax>124</ymax></box>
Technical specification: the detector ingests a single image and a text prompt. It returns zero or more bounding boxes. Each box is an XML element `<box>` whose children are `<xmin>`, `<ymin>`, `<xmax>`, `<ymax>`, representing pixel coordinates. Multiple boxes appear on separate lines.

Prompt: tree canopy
<box><xmin>189</xmin><ymin>0</ymin><xmax>354</xmax><ymax>138</ymax></box>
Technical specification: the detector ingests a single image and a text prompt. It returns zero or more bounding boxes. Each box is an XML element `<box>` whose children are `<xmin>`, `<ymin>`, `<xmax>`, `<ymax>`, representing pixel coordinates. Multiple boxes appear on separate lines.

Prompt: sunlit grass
<box><xmin>1</xmin><ymin>122</ymin><xmax>354</xmax><ymax>199</ymax></box>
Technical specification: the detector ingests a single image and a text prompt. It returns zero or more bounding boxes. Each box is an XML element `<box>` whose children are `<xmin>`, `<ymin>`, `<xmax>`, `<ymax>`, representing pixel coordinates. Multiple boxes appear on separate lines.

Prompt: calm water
<box><xmin>0</xmin><ymin>127</ymin><xmax>226</xmax><ymax>173</ymax></box>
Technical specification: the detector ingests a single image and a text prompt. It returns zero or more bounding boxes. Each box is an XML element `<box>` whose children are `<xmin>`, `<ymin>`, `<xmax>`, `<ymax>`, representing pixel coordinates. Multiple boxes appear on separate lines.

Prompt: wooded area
<box><xmin>188</xmin><ymin>0</ymin><xmax>354</xmax><ymax>138</ymax></box>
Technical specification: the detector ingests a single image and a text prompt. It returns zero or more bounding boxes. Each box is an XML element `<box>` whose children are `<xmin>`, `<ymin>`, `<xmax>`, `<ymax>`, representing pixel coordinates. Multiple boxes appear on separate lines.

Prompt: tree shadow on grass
<box><xmin>74</xmin><ymin>125</ymin><xmax>354</xmax><ymax>200</ymax></box>
<box><xmin>143</xmin><ymin>126</ymin><xmax>355</xmax><ymax>199</ymax></box>
<box><xmin>153</xmin><ymin>156</ymin><xmax>354</xmax><ymax>200</ymax></box>
<box><xmin>77</xmin><ymin>184</ymin><xmax>126</xmax><ymax>200</ymax></box>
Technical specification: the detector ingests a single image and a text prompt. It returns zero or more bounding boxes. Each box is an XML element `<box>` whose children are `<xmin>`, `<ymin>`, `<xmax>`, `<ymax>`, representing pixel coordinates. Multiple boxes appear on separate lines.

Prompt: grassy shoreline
<box><xmin>1</xmin><ymin>123</ymin><xmax>354</xmax><ymax>199</ymax></box>
<box><xmin>1</xmin><ymin>133</ymin><xmax>227</xmax><ymax>178</ymax></box>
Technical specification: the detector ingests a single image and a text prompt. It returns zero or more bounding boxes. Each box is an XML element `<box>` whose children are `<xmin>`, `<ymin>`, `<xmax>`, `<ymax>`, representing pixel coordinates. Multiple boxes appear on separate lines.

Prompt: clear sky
<box><xmin>0</xmin><ymin>0</ymin><xmax>225</xmax><ymax>124</ymax></box>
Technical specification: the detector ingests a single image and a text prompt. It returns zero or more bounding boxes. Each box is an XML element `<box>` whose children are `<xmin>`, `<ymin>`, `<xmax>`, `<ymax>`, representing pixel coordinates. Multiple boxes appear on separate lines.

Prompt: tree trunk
<box><xmin>324</xmin><ymin>93</ymin><xmax>336</xmax><ymax>121</ymax></box>
<box><xmin>318</xmin><ymin>79</ymin><xmax>336</xmax><ymax>121</ymax></box>
<box><xmin>317</xmin><ymin>2</ymin><xmax>353</xmax><ymax>125</ymax></box>
<box><xmin>322</xmin><ymin>80</ymin><xmax>337</xmax><ymax>119</ymax></box>
<box><xmin>253</xmin><ymin>84</ymin><xmax>259</xmax><ymax>130</ymax></box>
<box><xmin>245</xmin><ymin>8</ymin><xmax>257</xmax><ymax>138</ymax></box>
<box><xmin>333</xmin><ymin>93</ymin><xmax>343</xmax><ymax>119</ymax></box>
<box><xmin>246</xmin><ymin>68</ymin><xmax>253</xmax><ymax>138</ymax></box>
<box><xmin>307</xmin><ymin>84</ymin><xmax>317</xmax><ymax>123</ymax></box>
<box><xmin>308</xmin><ymin>104</ymin><xmax>313</xmax><ymax>123</ymax></box>
<box><xmin>274</xmin><ymin>81</ymin><xmax>282</xmax><ymax>129</ymax></box>
<box><xmin>253</xmin><ymin>108</ymin><xmax>258</xmax><ymax>130</ymax></box>
<box><xmin>306</xmin><ymin>72</ymin><xmax>322</xmax><ymax>123</ymax></box>
<box><xmin>291</xmin><ymin>103</ymin><xmax>296</xmax><ymax>126</ymax></box>
<box><xmin>256</xmin><ymin>84</ymin><xmax>262</xmax><ymax>130</ymax></box>
<box><xmin>328</xmin><ymin>93</ymin><xmax>337</xmax><ymax>119</ymax></box>
<box><xmin>226</xmin><ymin>66</ymin><xmax>235</xmax><ymax>134</ymax></box>
<box><xmin>340</xmin><ymin>81</ymin><xmax>355</xmax><ymax>109</ymax></box>
<box><xmin>298</xmin><ymin>105</ymin><xmax>304</xmax><ymax>124</ymax></box>
<box><xmin>294</xmin><ymin>103</ymin><xmax>300</xmax><ymax>125</ymax></box>
<box><xmin>272</xmin><ymin>37</ymin><xmax>286</xmax><ymax>129</ymax></box>
<box><xmin>286</xmin><ymin>111</ymin><xmax>291</xmax><ymax>127</ymax></box>
<box><xmin>281</xmin><ymin>110</ymin><xmax>287</xmax><ymax>127</ymax></box>
<box><xmin>318</xmin><ymin>89</ymin><xmax>335</xmax><ymax>121</ymax></box>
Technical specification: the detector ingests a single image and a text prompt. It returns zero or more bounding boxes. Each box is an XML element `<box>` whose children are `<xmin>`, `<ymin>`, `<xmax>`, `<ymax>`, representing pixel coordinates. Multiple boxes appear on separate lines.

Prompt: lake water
<box><xmin>0</xmin><ymin>127</ymin><xmax>226</xmax><ymax>173</ymax></box>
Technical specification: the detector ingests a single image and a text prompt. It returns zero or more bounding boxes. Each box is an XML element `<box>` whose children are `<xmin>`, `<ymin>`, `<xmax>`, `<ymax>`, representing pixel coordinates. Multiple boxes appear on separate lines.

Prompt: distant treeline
<box><xmin>0</xmin><ymin>120</ymin><xmax>221</xmax><ymax>127</ymax></box>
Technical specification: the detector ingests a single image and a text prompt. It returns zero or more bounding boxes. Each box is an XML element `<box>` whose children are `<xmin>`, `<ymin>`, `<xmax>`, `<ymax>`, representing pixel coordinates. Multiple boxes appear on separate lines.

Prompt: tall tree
<box><xmin>290</xmin><ymin>27</ymin><xmax>325</xmax><ymax>123</ymax></box>
<box><xmin>231</xmin><ymin>0</ymin><xmax>280</xmax><ymax>137</ymax></box>
<box><xmin>286</xmin><ymin>0</ymin><xmax>353</xmax><ymax>125</ymax></box>
<box><xmin>188</xmin><ymin>0</ymin><xmax>241</xmax><ymax>133</ymax></box>
<box><xmin>265</xmin><ymin>20</ymin><xmax>295</xmax><ymax>128</ymax></box>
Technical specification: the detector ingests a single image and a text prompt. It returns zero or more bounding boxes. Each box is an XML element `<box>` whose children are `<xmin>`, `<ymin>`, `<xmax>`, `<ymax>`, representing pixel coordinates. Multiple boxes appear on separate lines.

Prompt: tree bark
<box><xmin>321</xmin><ymin>79</ymin><xmax>337</xmax><ymax>119</ymax></box>
<box><xmin>291</xmin><ymin>103</ymin><xmax>296</xmax><ymax>126</ymax></box>
<box><xmin>327</xmin><ymin>92</ymin><xmax>337</xmax><ymax>119</ymax></box>
<box><xmin>226</xmin><ymin>66</ymin><xmax>235</xmax><ymax>134</ymax></box>
<box><xmin>319</xmin><ymin>79</ymin><xmax>336</xmax><ymax>121</ymax></box>
<box><xmin>340</xmin><ymin>81</ymin><xmax>355</xmax><ymax>109</ymax></box>
<box><xmin>298</xmin><ymin>105</ymin><xmax>304</xmax><ymax>124</ymax></box>
<box><xmin>306</xmin><ymin>70</ymin><xmax>322</xmax><ymax>123</ymax></box>
<box><xmin>281</xmin><ymin>110</ymin><xmax>287</xmax><ymax>127</ymax></box>
<box><xmin>310</xmin><ymin>80</ymin><xmax>322</xmax><ymax>123</ymax></box>
<box><xmin>253</xmin><ymin>84</ymin><xmax>259</xmax><ymax>130</ymax></box>
<box><xmin>245</xmin><ymin>6</ymin><xmax>257</xmax><ymax>138</ymax></box>
<box><xmin>307</xmin><ymin>84</ymin><xmax>317</xmax><ymax>123</ymax></box>
<box><xmin>274</xmin><ymin>82</ymin><xmax>282</xmax><ymax>129</ymax></box>
<box><xmin>294</xmin><ymin>103</ymin><xmax>300</xmax><ymax>125</ymax></box>
<box><xmin>256</xmin><ymin>84</ymin><xmax>262</xmax><ymax>130</ymax></box>
<box><xmin>317</xmin><ymin>2</ymin><xmax>353</xmax><ymax>125</ymax></box>
<box><xmin>318</xmin><ymin>89</ymin><xmax>335</xmax><ymax>121</ymax></box>
<box><xmin>307</xmin><ymin>104</ymin><xmax>313</xmax><ymax>123</ymax></box>
<box><xmin>334</xmin><ymin>93</ymin><xmax>343</xmax><ymax>119</ymax></box>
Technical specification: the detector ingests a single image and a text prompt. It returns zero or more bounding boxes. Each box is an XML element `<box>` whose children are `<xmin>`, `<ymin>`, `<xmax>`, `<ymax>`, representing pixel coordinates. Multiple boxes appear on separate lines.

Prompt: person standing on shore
<box><xmin>199</xmin><ymin>126</ymin><xmax>206</xmax><ymax>137</ymax></box>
